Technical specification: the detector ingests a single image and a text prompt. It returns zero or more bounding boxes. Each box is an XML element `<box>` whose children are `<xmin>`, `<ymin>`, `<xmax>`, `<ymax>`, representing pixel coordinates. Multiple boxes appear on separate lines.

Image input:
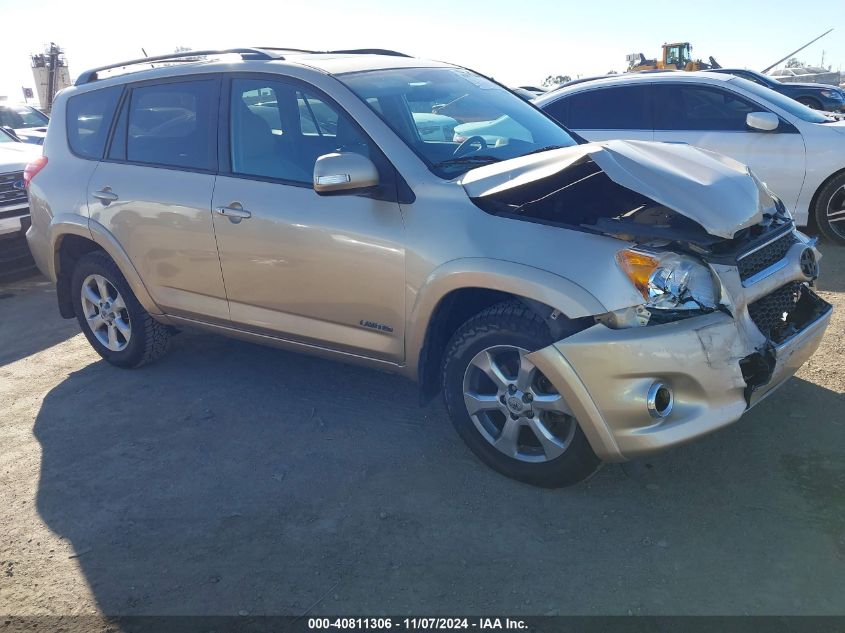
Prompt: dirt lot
<box><xmin>0</xmin><ymin>245</ymin><xmax>843</xmax><ymax>617</ymax></box>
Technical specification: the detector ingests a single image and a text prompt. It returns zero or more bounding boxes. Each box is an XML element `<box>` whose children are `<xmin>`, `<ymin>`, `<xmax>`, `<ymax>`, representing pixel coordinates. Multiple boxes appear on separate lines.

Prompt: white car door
<box><xmin>542</xmin><ymin>84</ymin><xmax>654</xmax><ymax>142</ymax></box>
<box><xmin>651</xmin><ymin>82</ymin><xmax>806</xmax><ymax>212</ymax></box>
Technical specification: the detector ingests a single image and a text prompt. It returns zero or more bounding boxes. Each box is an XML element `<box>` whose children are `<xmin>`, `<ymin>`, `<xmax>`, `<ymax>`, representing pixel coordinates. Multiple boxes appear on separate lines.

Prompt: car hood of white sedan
<box><xmin>460</xmin><ymin>139</ymin><xmax>773</xmax><ymax>239</ymax></box>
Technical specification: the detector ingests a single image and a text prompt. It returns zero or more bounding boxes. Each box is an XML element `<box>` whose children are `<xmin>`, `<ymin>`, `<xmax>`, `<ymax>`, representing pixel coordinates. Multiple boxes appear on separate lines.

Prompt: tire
<box><xmin>813</xmin><ymin>172</ymin><xmax>845</xmax><ymax>245</ymax></box>
<box><xmin>797</xmin><ymin>97</ymin><xmax>822</xmax><ymax>110</ymax></box>
<box><xmin>442</xmin><ymin>301</ymin><xmax>600</xmax><ymax>488</ymax></box>
<box><xmin>71</xmin><ymin>250</ymin><xmax>171</xmax><ymax>368</ymax></box>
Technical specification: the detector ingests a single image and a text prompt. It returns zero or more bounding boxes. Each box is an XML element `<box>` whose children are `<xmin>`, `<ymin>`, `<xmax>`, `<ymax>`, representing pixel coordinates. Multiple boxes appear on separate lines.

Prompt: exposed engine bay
<box><xmin>466</xmin><ymin>153</ymin><xmax>787</xmax><ymax>255</ymax></box>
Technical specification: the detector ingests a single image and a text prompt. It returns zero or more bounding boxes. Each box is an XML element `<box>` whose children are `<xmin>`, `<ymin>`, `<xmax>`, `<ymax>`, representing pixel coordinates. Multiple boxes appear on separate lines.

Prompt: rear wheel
<box><xmin>442</xmin><ymin>301</ymin><xmax>600</xmax><ymax>488</ymax></box>
<box><xmin>813</xmin><ymin>173</ymin><xmax>845</xmax><ymax>245</ymax></box>
<box><xmin>71</xmin><ymin>251</ymin><xmax>171</xmax><ymax>367</ymax></box>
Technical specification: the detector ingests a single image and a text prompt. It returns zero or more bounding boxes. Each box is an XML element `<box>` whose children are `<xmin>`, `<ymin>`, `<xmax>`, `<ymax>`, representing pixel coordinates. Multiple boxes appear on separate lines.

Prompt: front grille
<box><xmin>748</xmin><ymin>282</ymin><xmax>802</xmax><ymax>341</ymax></box>
<box><xmin>0</xmin><ymin>171</ymin><xmax>27</xmax><ymax>210</ymax></box>
<box><xmin>737</xmin><ymin>232</ymin><xmax>797</xmax><ymax>282</ymax></box>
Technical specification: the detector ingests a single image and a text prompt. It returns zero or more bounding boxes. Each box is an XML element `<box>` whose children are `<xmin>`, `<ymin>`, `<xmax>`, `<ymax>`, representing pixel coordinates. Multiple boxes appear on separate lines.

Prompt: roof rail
<box><xmin>256</xmin><ymin>47</ymin><xmax>411</xmax><ymax>57</ymax></box>
<box><xmin>75</xmin><ymin>48</ymin><xmax>279</xmax><ymax>86</ymax></box>
<box><xmin>326</xmin><ymin>49</ymin><xmax>411</xmax><ymax>57</ymax></box>
<box><xmin>254</xmin><ymin>46</ymin><xmax>320</xmax><ymax>54</ymax></box>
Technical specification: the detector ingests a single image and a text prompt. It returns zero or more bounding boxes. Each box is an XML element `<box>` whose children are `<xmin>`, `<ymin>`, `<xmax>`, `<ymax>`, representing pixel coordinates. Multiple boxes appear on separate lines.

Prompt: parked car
<box><xmin>769</xmin><ymin>66</ymin><xmax>841</xmax><ymax>87</ymax></box>
<box><xmin>706</xmin><ymin>68</ymin><xmax>845</xmax><ymax>111</ymax></box>
<box><xmin>0</xmin><ymin>127</ymin><xmax>42</xmax><ymax>278</ymax></box>
<box><xmin>0</xmin><ymin>127</ymin><xmax>41</xmax><ymax>236</ymax></box>
<box><xmin>535</xmin><ymin>71</ymin><xmax>845</xmax><ymax>244</ymax></box>
<box><xmin>0</xmin><ymin>102</ymin><xmax>49</xmax><ymax>144</ymax></box>
<box><xmin>514</xmin><ymin>86</ymin><xmax>547</xmax><ymax>100</ymax></box>
<box><xmin>26</xmin><ymin>49</ymin><xmax>831</xmax><ymax>487</ymax></box>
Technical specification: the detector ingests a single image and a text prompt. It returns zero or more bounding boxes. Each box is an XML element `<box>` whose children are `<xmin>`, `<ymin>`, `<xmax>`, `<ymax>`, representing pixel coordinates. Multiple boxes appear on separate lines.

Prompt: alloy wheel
<box><xmin>462</xmin><ymin>345</ymin><xmax>576</xmax><ymax>463</ymax></box>
<box><xmin>826</xmin><ymin>185</ymin><xmax>845</xmax><ymax>240</ymax></box>
<box><xmin>80</xmin><ymin>274</ymin><xmax>132</xmax><ymax>352</ymax></box>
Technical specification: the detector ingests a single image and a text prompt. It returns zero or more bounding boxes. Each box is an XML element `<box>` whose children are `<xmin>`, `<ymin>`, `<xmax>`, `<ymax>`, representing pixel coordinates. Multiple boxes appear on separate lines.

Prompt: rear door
<box><xmin>651</xmin><ymin>82</ymin><xmax>806</xmax><ymax>211</ymax></box>
<box><xmin>541</xmin><ymin>84</ymin><xmax>654</xmax><ymax>142</ymax></box>
<box><xmin>88</xmin><ymin>77</ymin><xmax>228</xmax><ymax>321</ymax></box>
<box><xmin>210</xmin><ymin>75</ymin><xmax>406</xmax><ymax>362</ymax></box>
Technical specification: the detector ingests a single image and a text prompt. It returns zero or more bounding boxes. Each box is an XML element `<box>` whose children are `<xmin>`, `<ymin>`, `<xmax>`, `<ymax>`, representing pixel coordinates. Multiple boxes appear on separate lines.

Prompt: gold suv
<box><xmin>26</xmin><ymin>48</ymin><xmax>832</xmax><ymax>487</ymax></box>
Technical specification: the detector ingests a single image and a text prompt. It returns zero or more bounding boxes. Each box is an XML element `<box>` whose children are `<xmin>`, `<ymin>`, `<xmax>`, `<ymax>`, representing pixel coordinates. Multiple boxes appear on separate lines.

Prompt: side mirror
<box><xmin>746</xmin><ymin>112</ymin><xmax>779</xmax><ymax>132</ymax></box>
<box><xmin>313</xmin><ymin>152</ymin><xmax>379</xmax><ymax>195</ymax></box>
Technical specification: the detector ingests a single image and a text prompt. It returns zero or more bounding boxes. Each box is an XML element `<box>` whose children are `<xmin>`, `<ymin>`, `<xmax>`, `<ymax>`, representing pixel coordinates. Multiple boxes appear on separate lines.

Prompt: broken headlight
<box><xmin>617</xmin><ymin>249</ymin><xmax>718</xmax><ymax>310</ymax></box>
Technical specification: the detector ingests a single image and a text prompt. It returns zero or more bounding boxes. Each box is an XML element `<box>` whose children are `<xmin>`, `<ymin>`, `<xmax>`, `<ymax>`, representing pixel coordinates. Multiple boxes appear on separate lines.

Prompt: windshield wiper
<box><xmin>520</xmin><ymin>145</ymin><xmax>565</xmax><ymax>157</ymax></box>
<box><xmin>433</xmin><ymin>155</ymin><xmax>502</xmax><ymax>170</ymax></box>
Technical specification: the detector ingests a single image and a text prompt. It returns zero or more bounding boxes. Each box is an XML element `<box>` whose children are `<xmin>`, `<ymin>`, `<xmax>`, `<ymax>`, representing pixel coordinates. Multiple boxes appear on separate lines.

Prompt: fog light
<box><xmin>647</xmin><ymin>382</ymin><xmax>674</xmax><ymax>419</ymax></box>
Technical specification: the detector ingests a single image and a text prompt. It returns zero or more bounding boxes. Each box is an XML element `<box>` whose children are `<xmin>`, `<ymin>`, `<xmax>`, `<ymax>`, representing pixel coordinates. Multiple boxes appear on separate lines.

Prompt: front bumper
<box><xmin>0</xmin><ymin>206</ymin><xmax>30</xmax><ymax>237</ymax></box>
<box><xmin>527</xmin><ymin>297</ymin><xmax>831</xmax><ymax>462</ymax></box>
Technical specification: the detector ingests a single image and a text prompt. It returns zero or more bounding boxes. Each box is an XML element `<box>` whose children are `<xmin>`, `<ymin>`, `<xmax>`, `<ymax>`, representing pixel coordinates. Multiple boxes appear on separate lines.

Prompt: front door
<box><xmin>211</xmin><ymin>76</ymin><xmax>406</xmax><ymax>362</ymax></box>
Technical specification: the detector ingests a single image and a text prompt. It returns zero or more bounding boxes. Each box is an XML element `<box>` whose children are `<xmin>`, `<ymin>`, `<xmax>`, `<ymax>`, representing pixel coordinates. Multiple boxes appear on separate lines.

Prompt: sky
<box><xmin>0</xmin><ymin>0</ymin><xmax>843</xmax><ymax>105</ymax></box>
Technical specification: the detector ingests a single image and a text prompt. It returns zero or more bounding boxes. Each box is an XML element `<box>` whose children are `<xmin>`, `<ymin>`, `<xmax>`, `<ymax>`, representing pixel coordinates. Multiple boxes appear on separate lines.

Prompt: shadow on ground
<box><xmin>0</xmin><ymin>275</ymin><xmax>78</xmax><ymax>366</ymax></box>
<box><xmin>33</xmin><ymin>331</ymin><xmax>845</xmax><ymax>616</ymax></box>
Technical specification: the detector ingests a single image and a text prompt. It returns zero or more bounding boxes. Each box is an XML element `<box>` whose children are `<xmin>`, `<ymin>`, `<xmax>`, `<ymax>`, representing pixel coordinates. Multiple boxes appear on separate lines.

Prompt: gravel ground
<box><xmin>0</xmin><ymin>244</ymin><xmax>843</xmax><ymax>618</ymax></box>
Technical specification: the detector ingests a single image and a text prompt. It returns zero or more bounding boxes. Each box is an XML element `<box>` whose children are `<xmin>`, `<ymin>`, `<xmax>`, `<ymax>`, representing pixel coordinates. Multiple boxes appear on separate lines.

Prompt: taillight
<box><xmin>23</xmin><ymin>156</ymin><xmax>48</xmax><ymax>188</ymax></box>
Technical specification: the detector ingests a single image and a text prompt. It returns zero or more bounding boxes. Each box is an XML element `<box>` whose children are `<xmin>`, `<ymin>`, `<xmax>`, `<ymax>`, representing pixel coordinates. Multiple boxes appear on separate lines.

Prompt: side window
<box><xmin>542</xmin><ymin>97</ymin><xmax>570</xmax><ymax>126</ymax></box>
<box><xmin>230</xmin><ymin>79</ymin><xmax>374</xmax><ymax>185</ymax></box>
<box><xmin>126</xmin><ymin>80</ymin><xmax>216</xmax><ymax>170</ymax></box>
<box><xmin>298</xmin><ymin>93</ymin><xmax>338</xmax><ymax>137</ymax></box>
<box><xmin>739</xmin><ymin>72</ymin><xmax>766</xmax><ymax>86</ymax></box>
<box><xmin>240</xmin><ymin>86</ymin><xmax>283</xmax><ymax>135</ymax></box>
<box><xmin>562</xmin><ymin>86</ymin><xmax>651</xmax><ymax>130</ymax></box>
<box><xmin>66</xmin><ymin>86</ymin><xmax>122</xmax><ymax>159</ymax></box>
<box><xmin>655</xmin><ymin>84</ymin><xmax>760</xmax><ymax>131</ymax></box>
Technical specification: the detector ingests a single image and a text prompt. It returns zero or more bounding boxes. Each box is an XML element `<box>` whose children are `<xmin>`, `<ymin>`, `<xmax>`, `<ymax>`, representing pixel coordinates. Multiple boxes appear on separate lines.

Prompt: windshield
<box><xmin>0</xmin><ymin>105</ymin><xmax>49</xmax><ymax>129</ymax></box>
<box><xmin>338</xmin><ymin>67</ymin><xmax>578</xmax><ymax>178</ymax></box>
<box><xmin>730</xmin><ymin>77</ymin><xmax>830</xmax><ymax>123</ymax></box>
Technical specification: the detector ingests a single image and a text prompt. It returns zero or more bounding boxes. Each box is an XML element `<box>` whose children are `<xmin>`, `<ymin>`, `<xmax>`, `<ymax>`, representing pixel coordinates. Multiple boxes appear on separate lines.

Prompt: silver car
<box><xmin>25</xmin><ymin>48</ymin><xmax>832</xmax><ymax>487</ymax></box>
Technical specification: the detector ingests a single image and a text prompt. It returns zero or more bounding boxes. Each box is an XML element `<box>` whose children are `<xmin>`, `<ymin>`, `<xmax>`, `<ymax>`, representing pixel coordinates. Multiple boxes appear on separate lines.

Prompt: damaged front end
<box><xmin>463</xmin><ymin>140</ymin><xmax>833</xmax><ymax>459</ymax></box>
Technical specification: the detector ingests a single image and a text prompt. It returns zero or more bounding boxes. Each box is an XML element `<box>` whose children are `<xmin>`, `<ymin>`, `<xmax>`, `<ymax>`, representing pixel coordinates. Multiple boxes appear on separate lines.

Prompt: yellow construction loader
<box><xmin>627</xmin><ymin>42</ymin><xmax>720</xmax><ymax>72</ymax></box>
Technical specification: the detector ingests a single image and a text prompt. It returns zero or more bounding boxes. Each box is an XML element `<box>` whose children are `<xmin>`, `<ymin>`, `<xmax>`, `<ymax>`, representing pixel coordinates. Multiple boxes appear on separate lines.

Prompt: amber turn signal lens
<box><xmin>616</xmin><ymin>249</ymin><xmax>659</xmax><ymax>299</ymax></box>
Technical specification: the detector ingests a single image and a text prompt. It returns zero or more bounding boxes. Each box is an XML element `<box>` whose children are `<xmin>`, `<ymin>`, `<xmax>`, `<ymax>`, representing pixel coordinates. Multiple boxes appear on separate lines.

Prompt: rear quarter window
<box><xmin>66</xmin><ymin>86</ymin><xmax>122</xmax><ymax>159</ymax></box>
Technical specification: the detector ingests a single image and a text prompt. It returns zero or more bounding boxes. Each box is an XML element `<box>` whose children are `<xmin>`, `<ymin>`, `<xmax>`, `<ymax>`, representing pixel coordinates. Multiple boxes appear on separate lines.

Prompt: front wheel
<box><xmin>442</xmin><ymin>301</ymin><xmax>600</xmax><ymax>488</ymax></box>
<box><xmin>813</xmin><ymin>173</ymin><xmax>845</xmax><ymax>245</ymax></box>
<box><xmin>71</xmin><ymin>251</ymin><xmax>172</xmax><ymax>368</ymax></box>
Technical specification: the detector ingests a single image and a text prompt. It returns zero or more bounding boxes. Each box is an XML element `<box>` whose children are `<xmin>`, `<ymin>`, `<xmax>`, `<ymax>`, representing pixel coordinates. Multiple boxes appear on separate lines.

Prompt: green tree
<box><xmin>542</xmin><ymin>74</ymin><xmax>571</xmax><ymax>88</ymax></box>
<box><xmin>785</xmin><ymin>57</ymin><xmax>805</xmax><ymax>68</ymax></box>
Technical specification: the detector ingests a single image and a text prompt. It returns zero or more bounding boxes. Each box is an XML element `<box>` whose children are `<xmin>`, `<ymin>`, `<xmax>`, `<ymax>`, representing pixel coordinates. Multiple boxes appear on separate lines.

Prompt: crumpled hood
<box><xmin>460</xmin><ymin>139</ymin><xmax>771</xmax><ymax>239</ymax></box>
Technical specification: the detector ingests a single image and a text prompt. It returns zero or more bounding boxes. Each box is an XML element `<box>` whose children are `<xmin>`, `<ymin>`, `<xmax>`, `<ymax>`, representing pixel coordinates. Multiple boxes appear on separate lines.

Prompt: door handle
<box><xmin>92</xmin><ymin>187</ymin><xmax>118</xmax><ymax>204</ymax></box>
<box><xmin>214</xmin><ymin>203</ymin><xmax>252</xmax><ymax>223</ymax></box>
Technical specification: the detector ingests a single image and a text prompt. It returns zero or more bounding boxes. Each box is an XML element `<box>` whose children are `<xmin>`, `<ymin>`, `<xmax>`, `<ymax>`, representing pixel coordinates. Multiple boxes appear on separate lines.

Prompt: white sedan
<box><xmin>533</xmin><ymin>72</ymin><xmax>845</xmax><ymax>244</ymax></box>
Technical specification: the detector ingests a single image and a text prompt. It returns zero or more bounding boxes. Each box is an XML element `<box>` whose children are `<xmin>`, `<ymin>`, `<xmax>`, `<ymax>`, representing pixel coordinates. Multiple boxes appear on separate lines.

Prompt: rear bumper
<box><xmin>527</xmin><ymin>299</ymin><xmax>831</xmax><ymax>462</ymax></box>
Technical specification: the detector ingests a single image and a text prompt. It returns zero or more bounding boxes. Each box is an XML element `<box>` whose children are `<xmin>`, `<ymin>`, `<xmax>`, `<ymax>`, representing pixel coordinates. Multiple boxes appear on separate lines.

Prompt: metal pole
<box><xmin>761</xmin><ymin>29</ymin><xmax>834</xmax><ymax>74</ymax></box>
<box><xmin>46</xmin><ymin>43</ymin><xmax>56</xmax><ymax>113</ymax></box>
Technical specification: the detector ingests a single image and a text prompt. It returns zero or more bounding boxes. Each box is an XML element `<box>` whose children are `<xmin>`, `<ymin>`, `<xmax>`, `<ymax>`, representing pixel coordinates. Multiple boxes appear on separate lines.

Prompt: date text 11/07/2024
<box><xmin>308</xmin><ymin>617</ymin><xmax>529</xmax><ymax>630</ymax></box>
